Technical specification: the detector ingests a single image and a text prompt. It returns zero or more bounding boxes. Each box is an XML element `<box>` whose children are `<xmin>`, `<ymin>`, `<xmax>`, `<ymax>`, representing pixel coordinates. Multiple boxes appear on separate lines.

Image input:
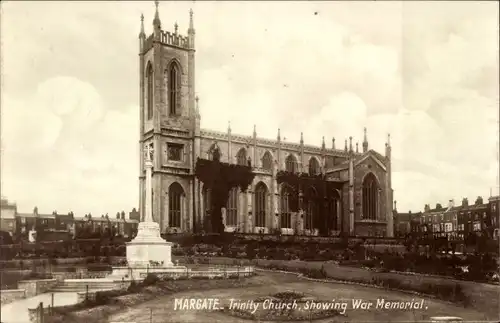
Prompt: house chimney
<box><xmin>424</xmin><ymin>204</ymin><xmax>430</xmax><ymax>213</ymax></box>
<box><xmin>462</xmin><ymin>198</ymin><xmax>468</xmax><ymax>207</ymax></box>
<box><xmin>448</xmin><ymin>199</ymin><xmax>454</xmax><ymax>209</ymax></box>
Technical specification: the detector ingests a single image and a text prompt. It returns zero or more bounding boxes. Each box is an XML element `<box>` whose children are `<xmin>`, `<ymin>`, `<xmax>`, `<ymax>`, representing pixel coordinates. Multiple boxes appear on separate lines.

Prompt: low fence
<box><xmin>138</xmin><ymin>266</ymin><xmax>255</xmax><ymax>279</ymax></box>
<box><xmin>51</xmin><ymin>270</ymin><xmax>109</xmax><ymax>282</ymax></box>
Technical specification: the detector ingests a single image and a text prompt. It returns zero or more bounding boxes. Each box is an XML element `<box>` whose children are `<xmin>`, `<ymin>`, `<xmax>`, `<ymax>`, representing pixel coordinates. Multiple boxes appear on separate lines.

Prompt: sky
<box><xmin>1</xmin><ymin>1</ymin><xmax>499</xmax><ymax>217</ymax></box>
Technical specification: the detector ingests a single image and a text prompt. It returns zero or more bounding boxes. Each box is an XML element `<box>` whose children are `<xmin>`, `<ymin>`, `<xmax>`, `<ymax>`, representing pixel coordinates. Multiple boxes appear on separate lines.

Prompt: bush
<box><xmin>127</xmin><ymin>280</ymin><xmax>141</xmax><ymax>293</ymax></box>
<box><xmin>142</xmin><ymin>274</ymin><xmax>159</xmax><ymax>286</ymax></box>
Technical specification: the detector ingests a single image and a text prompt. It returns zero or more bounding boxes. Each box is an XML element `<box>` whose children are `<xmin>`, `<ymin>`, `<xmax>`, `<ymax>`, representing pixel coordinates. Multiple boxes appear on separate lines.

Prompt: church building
<box><xmin>138</xmin><ymin>2</ymin><xmax>394</xmax><ymax>237</ymax></box>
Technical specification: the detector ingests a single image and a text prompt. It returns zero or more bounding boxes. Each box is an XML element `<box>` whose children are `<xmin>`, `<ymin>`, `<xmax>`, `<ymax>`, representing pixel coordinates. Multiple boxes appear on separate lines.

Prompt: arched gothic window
<box><xmin>305</xmin><ymin>188</ymin><xmax>318</xmax><ymax>231</ymax></box>
<box><xmin>327</xmin><ymin>190</ymin><xmax>340</xmax><ymax>232</ymax></box>
<box><xmin>236</xmin><ymin>148</ymin><xmax>247</xmax><ymax>166</ymax></box>
<box><xmin>168</xmin><ymin>61</ymin><xmax>181</xmax><ymax>116</ymax></box>
<box><xmin>280</xmin><ymin>185</ymin><xmax>292</xmax><ymax>228</ymax></box>
<box><xmin>261</xmin><ymin>151</ymin><xmax>273</xmax><ymax>170</ymax></box>
<box><xmin>285</xmin><ymin>155</ymin><xmax>297</xmax><ymax>173</ymax></box>
<box><xmin>226</xmin><ymin>187</ymin><xmax>238</xmax><ymax>226</ymax></box>
<box><xmin>255</xmin><ymin>182</ymin><xmax>267</xmax><ymax>227</ymax></box>
<box><xmin>308</xmin><ymin>157</ymin><xmax>320</xmax><ymax>175</ymax></box>
<box><xmin>362</xmin><ymin>173</ymin><xmax>378</xmax><ymax>220</ymax></box>
<box><xmin>168</xmin><ymin>183</ymin><xmax>184</xmax><ymax>227</ymax></box>
<box><xmin>146</xmin><ymin>63</ymin><xmax>153</xmax><ymax>120</ymax></box>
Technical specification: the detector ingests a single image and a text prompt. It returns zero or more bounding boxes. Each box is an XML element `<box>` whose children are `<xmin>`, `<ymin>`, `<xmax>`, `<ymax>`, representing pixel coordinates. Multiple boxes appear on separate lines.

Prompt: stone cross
<box><xmin>144</xmin><ymin>144</ymin><xmax>154</xmax><ymax>163</ymax></box>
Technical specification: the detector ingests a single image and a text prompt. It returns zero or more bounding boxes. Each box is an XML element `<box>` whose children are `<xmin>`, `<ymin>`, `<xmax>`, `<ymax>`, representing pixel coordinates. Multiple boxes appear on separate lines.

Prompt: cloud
<box><xmin>1</xmin><ymin>76</ymin><xmax>138</xmax><ymax>215</ymax></box>
<box><xmin>1</xmin><ymin>1</ymin><xmax>498</xmax><ymax>216</ymax></box>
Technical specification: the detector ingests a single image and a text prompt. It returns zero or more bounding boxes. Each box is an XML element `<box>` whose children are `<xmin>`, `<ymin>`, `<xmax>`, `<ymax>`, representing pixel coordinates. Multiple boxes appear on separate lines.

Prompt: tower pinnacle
<box><xmin>362</xmin><ymin>127</ymin><xmax>369</xmax><ymax>153</ymax></box>
<box><xmin>195</xmin><ymin>96</ymin><xmax>200</xmax><ymax>117</ymax></box>
<box><xmin>189</xmin><ymin>8</ymin><xmax>194</xmax><ymax>31</ymax></box>
<box><xmin>153</xmin><ymin>1</ymin><xmax>161</xmax><ymax>29</ymax></box>
<box><xmin>139</xmin><ymin>13</ymin><xmax>145</xmax><ymax>38</ymax></box>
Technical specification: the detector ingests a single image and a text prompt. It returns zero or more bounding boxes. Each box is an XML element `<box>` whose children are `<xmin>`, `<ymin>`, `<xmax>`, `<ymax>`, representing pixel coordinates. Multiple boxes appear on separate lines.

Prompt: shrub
<box><xmin>142</xmin><ymin>273</ymin><xmax>159</xmax><ymax>286</ymax></box>
<box><xmin>127</xmin><ymin>280</ymin><xmax>141</xmax><ymax>293</ymax></box>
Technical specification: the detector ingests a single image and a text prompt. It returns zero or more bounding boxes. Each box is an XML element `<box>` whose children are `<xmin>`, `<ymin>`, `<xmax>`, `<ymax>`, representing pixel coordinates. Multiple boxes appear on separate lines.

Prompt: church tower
<box><xmin>139</xmin><ymin>2</ymin><xmax>197</xmax><ymax>233</ymax></box>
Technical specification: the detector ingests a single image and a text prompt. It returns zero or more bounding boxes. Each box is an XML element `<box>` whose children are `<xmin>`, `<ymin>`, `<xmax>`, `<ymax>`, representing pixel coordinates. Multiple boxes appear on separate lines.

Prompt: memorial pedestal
<box><xmin>126</xmin><ymin>222</ymin><xmax>173</xmax><ymax>267</ymax></box>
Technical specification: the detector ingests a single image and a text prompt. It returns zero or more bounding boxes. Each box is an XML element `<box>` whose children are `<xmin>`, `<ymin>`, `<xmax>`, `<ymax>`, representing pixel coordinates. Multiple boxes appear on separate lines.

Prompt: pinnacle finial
<box><xmin>139</xmin><ymin>13</ymin><xmax>145</xmax><ymax>38</ymax></box>
<box><xmin>332</xmin><ymin>137</ymin><xmax>336</xmax><ymax>149</ymax></box>
<box><xmin>277</xmin><ymin>128</ymin><xmax>281</xmax><ymax>140</ymax></box>
<box><xmin>363</xmin><ymin>127</ymin><xmax>369</xmax><ymax>152</ymax></box>
<box><xmin>174</xmin><ymin>21</ymin><xmax>179</xmax><ymax>34</ymax></box>
<box><xmin>344</xmin><ymin>139</ymin><xmax>348</xmax><ymax>151</ymax></box>
<box><xmin>153</xmin><ymin>0</ymin><xmax>161</xmax><ymax>28</ymax></box>
<box><xmin>300</xmin><ymin>132</ymin><xmax>304</xmax><ymax>143</ymax></box>
<box><xmin>349</xmin><ymin>136</ymin><xmax>353</xmax><ymax>152</ymax></box>
<box><xmin>253</xmin><ymin>124</ymin><xmax>256</xmax><ymax>136</ymax></box>
<box><xmin>356</xmin><ymin>142</ymin><xmax>359</xmax><ymax>153</ymax></box>
<box><xmin>228</xmin><ymin>121</ymin><xmax>231</xmax><ymax>130</ymax></box>
<box><xmin>189</xmin><ymin>8</ymin><xmax>194</xmax><ymax>30</ymax></box>
<box><xmin>387</xmin><ymin>133</ymin><xmax>391</xmax><ymax>145</ymax></box>
<box><xmin>322</xmin><ymin>136</ymin><xmax>325</xmax><ymax>146</ymax></box>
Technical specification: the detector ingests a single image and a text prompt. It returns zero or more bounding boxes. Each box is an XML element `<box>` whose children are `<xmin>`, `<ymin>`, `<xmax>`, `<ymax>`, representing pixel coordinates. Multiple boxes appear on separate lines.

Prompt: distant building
<box><xmin>420</xmin><ymin>200</ymin><xmax>460</xmax><ymax>241</ymax></box>
<box><xmin>9</xmin><ymin>204</ymin><xmax>139</xmax><ymax>240</ymax></box>
<box><xmin>488</xmin><ymin>195</ymin><xmax>499</xmax><ymax>239</ymax></box>
<box><xmin>393</xmin><ymin>201</ymin><xmax>422</xmax><ymax>237</ymax></box>
<box><xmin>0</xmin><ymin>198</ymin><xmax>17</xmax><ymax>236</ymax></box>
<box><xmin>457</xmin><ymin>196</ymin><xmax>490</xmax><ymax>241</ymax></box>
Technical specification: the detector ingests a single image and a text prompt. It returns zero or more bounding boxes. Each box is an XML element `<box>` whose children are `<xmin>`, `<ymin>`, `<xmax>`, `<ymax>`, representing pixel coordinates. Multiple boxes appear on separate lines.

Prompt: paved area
<box><xmin>1</xmin><ymin>292</ymin><xmax>78</xmax><ymax>323</ymax></box>
<box><xmin>108</xmin><ymin>278</ymin><xmax>487</xmax><ymax>323</ymax></box>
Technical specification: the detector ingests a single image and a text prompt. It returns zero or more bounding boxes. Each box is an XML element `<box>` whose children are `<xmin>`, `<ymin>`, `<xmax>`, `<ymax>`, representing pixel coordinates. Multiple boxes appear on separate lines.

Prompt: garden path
<box><xmin>1</xmin><ymin>292</ymin><xmax>78</xmax><ymax>323</ymax></box>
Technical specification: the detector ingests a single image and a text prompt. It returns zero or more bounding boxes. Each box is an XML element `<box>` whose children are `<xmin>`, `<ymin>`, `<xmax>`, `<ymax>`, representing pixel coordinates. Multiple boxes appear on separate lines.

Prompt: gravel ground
<box><xmin>107</xmin><ymin>272</ymin><xmax>488</xmax><ymax>323</ymax></box>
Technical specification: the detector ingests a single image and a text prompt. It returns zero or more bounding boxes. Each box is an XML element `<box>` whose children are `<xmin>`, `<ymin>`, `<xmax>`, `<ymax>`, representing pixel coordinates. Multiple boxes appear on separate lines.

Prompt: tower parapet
<box><xmin>143</xmin><ymin>31</ymin><xmax>190</xmax><ymax>53</ymax></box>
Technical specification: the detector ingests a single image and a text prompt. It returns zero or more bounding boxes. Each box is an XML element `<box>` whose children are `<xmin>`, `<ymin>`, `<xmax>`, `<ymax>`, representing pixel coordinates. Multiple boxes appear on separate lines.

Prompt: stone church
<box><xmin>138</xmin><ymin>3</ymin><xmax>394</xmax><ymax>237</ymax></box>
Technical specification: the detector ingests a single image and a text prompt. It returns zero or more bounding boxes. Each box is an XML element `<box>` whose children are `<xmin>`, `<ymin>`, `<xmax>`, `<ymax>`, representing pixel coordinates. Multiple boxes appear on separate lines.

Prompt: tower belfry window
<box><xmin>168</xmin><ymin>62</ymin><xmax>180</xmax><ymax>116</ymax></box>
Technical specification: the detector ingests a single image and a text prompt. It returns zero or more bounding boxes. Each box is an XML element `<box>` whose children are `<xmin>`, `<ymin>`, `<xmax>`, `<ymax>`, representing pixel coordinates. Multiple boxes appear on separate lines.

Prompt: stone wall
<box><xmin>18</xmin><ymin>279</ymin><xmax>58</xmax><ymax>298</ymax></box>
<box><xmin>0</xmin><ymin>288</ymin><xmax>26</xmax><ymax>304</ymax></box>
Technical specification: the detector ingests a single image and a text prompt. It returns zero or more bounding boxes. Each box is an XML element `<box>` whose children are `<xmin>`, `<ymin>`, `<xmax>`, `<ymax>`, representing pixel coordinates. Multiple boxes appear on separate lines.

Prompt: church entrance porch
<box><xmin>195</xmin><ymin>145</ymin><xmax>255</xmax><ymax>234</ymax></box>
<box><xmin>277</xmin><ymin>171</ymin><xmax>345</xmax><ymax>236</ymax></box>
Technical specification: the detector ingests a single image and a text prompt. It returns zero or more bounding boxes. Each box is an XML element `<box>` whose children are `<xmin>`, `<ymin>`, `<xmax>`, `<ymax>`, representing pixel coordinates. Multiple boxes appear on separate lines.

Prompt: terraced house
<box><xmin>137</xmin><ymin>3</ymin><xmax>394</xmax><ymax>237</ymax></box>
